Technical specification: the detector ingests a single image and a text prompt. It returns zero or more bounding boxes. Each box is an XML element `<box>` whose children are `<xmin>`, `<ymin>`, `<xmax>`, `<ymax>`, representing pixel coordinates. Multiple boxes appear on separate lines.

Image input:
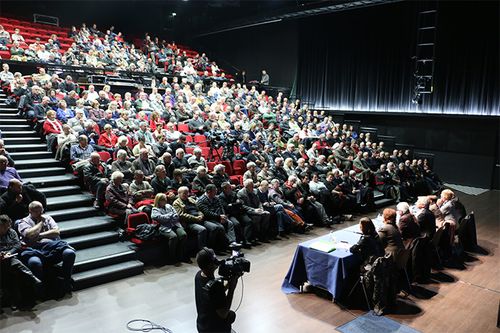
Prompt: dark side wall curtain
<box><xmin>296</xmin><ymin>1</ymin><xmax>499</xmax><ymax>116</ymax></box>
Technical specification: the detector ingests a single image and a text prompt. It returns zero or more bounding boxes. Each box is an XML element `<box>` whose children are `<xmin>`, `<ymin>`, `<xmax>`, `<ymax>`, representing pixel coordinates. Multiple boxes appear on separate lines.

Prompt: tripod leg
<box><xmin>360</xmin><ymin>278</ymin><xmax>371</xmax><ymax>310</ymax></box>
<box><xmin>347</xmin><ymin>278</ymin><xmax>360</xmax><ymax>298</ymax></box>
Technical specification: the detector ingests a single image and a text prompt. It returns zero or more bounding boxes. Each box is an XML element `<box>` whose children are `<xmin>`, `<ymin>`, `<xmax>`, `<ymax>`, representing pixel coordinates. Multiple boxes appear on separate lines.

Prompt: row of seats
<box><xmin>0</xmin><ymin>17</ymin><xmax>69</xmax><ymax>33</ymax></box>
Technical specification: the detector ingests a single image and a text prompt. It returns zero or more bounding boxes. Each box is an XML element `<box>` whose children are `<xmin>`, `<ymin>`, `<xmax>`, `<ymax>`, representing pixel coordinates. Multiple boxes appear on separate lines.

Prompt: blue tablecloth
<box><xmin>281</xmin><ymin>230</ymin><xmax>362</xmax><ymax>299</ymax></box>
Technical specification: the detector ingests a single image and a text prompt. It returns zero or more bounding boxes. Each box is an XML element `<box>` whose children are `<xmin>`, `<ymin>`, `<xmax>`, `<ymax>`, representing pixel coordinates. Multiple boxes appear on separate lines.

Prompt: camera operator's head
<box><xmin>196</xmin><ymin>247</ymin><xmax>219</xmax><ymax>277</ymax></box>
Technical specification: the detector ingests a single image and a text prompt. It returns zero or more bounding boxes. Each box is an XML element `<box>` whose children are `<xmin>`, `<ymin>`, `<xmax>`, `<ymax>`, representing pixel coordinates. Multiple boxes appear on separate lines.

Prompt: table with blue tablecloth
<box><xmin>281</xmin><ymin>217</ymin><xmax>384</xmax><ymax>299</ymax></box>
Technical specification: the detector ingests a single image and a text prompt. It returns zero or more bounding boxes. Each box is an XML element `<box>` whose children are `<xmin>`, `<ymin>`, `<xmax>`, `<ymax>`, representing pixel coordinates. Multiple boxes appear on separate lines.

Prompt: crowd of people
<box><xmin>0</xmin><ymin>41</ymin><xmax>450</xmax><ymax>310</ymax></box>
<box><xmin>346</xmin><ymin>186</ymin><xmax>465</xmax><ymax>314</ymax></box>
<box><xmin>1</xmin><ymin>21</ymin><xmax>226</xmax><ymax>78</ymax></box>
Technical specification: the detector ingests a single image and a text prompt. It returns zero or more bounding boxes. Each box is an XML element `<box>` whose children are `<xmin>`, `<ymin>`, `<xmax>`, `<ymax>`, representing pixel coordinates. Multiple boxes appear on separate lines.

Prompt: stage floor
<box><xmin>1</xmin><ymin>190</ymin><xmax>499</xmax><ymax>333</ymax></box>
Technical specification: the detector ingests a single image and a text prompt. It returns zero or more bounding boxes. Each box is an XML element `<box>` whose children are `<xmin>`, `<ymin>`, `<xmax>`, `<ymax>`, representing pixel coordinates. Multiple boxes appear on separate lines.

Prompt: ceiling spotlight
<box><xmin>172</xmin><ymin>12</ymin><xmax>177</xmax><ymax>17</ymax></box>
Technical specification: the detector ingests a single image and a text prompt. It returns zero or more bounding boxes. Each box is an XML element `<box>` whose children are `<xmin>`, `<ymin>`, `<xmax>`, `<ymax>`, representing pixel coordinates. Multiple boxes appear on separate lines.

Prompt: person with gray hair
<box><xmin>192</xmin><ymin>166</ymin><xmax>213</xmax><ymax>194</ymax></box>
<box><xmin>0</xmin><ymin>138</ymin><xmax>15</xmax><ymax>167</ymax></box>
<box><xmin>132</xmin><ymin>148</ymin><xmax>156</xmax><ymax>181</ymax></box>
<box><xmin>188</xmin><ymin>147</ymin><xmax>207</xmax><ymax>169</ymax></box>
<box><xmin>237</xmin><ymin>179</ymin><xmax>270</xmax><ymax>243</ymax></box>
<box><xmin>111</xmin><ymin>149</ymin><xmax>134</xmax><ymax>181</ymax></box>
<box><xmin>105</xmin><ymin>171</ymin><xmax>137</xmax><ymax>220</ymax></box>
<box><xmin>212</xmin><ymin>164</ymin><xmax>231</xmax><ymax>189</ymax></box>
<box><xmin>70</xmin><ymin>134</ymin><xmax>95</xmax><ymax>164</ymax></box>
<box><xmin>129</xmin><ymin>170</ymin><xmax>154</xmax><ymax>204</ymax></box>
<box><xmin>197</xmin><ymin>184</ymin><xmax>240</xmax><ymax>250</ymax></box>
<box><xmin>414</xmin><ymin>196</ymin><xmax>436</xmax><ymax>238</ymax></box>
<box><xmin>83</xmin><ymin>152</ymin><xmax>110</xmax><ymax>209</ymax></box>
<box><xmin>396</xmin><ymin>201</ymin><xmax>420</xmax><ymax>241</ymax></box>
<box><xmin>172</xmin><ymin>186</ymin><xmax>208</xmax><ymax>250</ymax></box>
<box><xmin>243</xmin><ymin>162</ymin><xmax>258</xmax><ymax>185</ymax></box>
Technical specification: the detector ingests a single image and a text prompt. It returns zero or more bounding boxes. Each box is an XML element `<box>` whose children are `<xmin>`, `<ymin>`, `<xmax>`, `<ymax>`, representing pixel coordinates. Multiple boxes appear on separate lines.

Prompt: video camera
<box><xmin>218</xmin><ymin>246</ymin><xmax>250</xmax><ymax>279</ymax></box>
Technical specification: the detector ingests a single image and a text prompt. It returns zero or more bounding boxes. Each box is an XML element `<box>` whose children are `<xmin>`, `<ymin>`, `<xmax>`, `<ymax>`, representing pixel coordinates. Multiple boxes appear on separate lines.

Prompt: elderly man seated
<box><xmin>17</xmin><ymin>201</ymin><xmax>76</xmax><ymax>294</ymax></box>
<box><xmin>132</xmin><ymin>148</ymin><xmax>156</xmax><ymax>181</ymax></box>
<box><xmin>129</xmin><ymin>170</ymin><xmax>154</xmax><ymax>205</ymax></box>
<box><xmin>237</xmin><ymin>179</ymin><xmax>271</xmax><ymax>243</ymax></box>
<box><xmin>83</xmin><ymin>152</ymin><xmax>111</xmax><ymax>209</ymax></box>
<box><xmin>172</xmin><ymin>186</ymin><xmax>210</xmax><ymax>251</ymax></box>
<box><xmin>197</xmin><ymin>184</ymin><xmax>240</xmax><ymax>250</ymax></box>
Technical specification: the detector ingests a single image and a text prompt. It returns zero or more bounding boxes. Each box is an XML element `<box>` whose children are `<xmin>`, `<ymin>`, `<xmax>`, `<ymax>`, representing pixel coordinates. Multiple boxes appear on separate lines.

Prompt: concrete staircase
<box><xmin>0</xmin><ymin>92</ymin><xmax>143</xmax><ymax>290</ymax></box>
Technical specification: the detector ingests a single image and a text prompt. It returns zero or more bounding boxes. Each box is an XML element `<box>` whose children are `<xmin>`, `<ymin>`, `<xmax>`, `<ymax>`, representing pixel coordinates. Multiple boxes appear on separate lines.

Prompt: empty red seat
<box><xmin>193</xmin><ymin>135</ymin><xmax>207</xmax><ymax>147</ymax></box>
<box><xmin>221</xmin><ymin>160</ymin><xmax>233</xmax><ymax>175</ymax></box>
<box><xmin>177</xmin><ymin>123</ymin><xmax>189</xmax><ymax>132</ymax></box>
<box><xmin>207</xmin><ymin>161</ymin><xmax>216</xmax><ymax>173</ymax></box>
<box><xmin>126</xmin><ymin>212</ymin><xmax>152</xmax><ymax>245</ymax></box>
<box><xmin>201</xmin><ymin>147</ymin><xmax>210</xmax><ymax>159</ymax></box>
<box><xmin>97</xmin><ymin>151</ymin><xmax>111</xmax><ymax>163</ymax></box>
<box><xmin>232</xmin><ymin>160</ymin><xmax>246</xmax><ymax>175</ymax></box>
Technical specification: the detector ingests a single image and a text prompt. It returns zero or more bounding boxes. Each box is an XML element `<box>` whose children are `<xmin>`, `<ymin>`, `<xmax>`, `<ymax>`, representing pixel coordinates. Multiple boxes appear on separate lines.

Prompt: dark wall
<box><xmin>191</xmin><ymin>20</ymin><xmax>298</xmax><ymax>87</ymax></box>
<box><xmin>296</xmin><ymin>1</ymin><xmax>499</xmax><ymax>115</ymax></box>
<box><xmin>334</xmin><ymin>112</ymin><xmax>499</xmax><ymax>189</ymax></box>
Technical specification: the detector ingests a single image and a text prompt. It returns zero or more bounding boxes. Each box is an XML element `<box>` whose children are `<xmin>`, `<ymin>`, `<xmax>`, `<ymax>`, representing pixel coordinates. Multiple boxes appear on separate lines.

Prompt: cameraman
<box><xmin>195</xmin><ymin>247</ymin><xmax>238</xmax><ymax>333</ymax></box>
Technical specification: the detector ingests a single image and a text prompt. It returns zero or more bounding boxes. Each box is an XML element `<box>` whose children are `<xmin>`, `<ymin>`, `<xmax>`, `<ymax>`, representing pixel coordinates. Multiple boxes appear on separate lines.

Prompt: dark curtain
<box><xmin>296</xmin><ymin>1</ymin><xmax>499</xmax><ymax>115</ymax></box>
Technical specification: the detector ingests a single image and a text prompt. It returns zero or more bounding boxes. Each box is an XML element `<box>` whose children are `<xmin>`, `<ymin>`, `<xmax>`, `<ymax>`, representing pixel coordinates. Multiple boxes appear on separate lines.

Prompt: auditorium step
<box><xmin>48</xmin><ymin>206</ymin><xmax>100</xmax><ymax>222</ymax></box>
<box><xmin>65</xmin><ymin>230</ymin><xmax>120</xmax><ymax>250</ymax></box>
<box><xmin>5</xmin><ymin>143</ymin><xmax>47</xmax><ymax>152</ymax></box>
<box><xmin>0</xmin><ymin>118</ymin><xmax>27</xmax><ymax>124</ymax></box>
<box><xmin>73</xmin><ymin>242</ymin><xmax>137</xmax><ymax>273</ymax></box>
<box><xmin>0</xmin><ymin>112</ymin><xmax>19</xmax><ymax>118</ymax></box>
<box><xmin>0</xmin><ymin>124</ymin><xmax>32</xmax><ymax>131</ymax></box>
<box><xmin>15</xmin><ymin>158</ymin><xmax>62</xmax><ymax>169</ymax></box>
<box><xmin>46</xmin><ymin>193</ymin><xmax>94</xmax><ymax>210</ymax></box>
<box><xmin>2</xmin><ymin>137</ymin><xmax>42</xmax><ymax>144</ymax></box>
<box><xmin>23</xmin><ymin>174</ymin><xmax>77</xmax><ymax>187</ymax></box>
<box><xmin>1</xmin><ymin>130</ymin><xmax>38</xmax><ymax>137</ymax></box>
<box><xmin>39</xmin><ymin>185</ymin><xmax>82</xmax><ymax>197</ymax></box>
<box><xmin>9</xmin><ymin>151</ymin><xmax>53</xmax><ymax>160</ymax></box>
<box><xmin>18</xmin><ymin>166</ymin><xmax>66</xmax><ymax>178</ymax></box>
<box><xmin>374</xmin><ymin>198</ymin><xmax>394</xmax><ymax>208</ymax></box>
<box><xmin>72</xmin><ymin>260</ymin><xmax>144</xmax><ymax>291</ymax></box>
<box><xmin>373</xmin><ymin>190</ymin><xmax>385</xmax><ymax>200</ymax></box>
<box><xmin>59</xmin><ymin>215</ymin><xmax>116</xmax><ymax>237</ymax></box>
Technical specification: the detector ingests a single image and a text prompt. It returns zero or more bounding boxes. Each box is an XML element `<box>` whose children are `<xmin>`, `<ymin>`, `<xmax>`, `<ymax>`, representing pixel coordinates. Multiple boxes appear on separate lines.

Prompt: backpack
<box><xmin>134</xmin><ymin>223</ymin><xmax>160</xmax><ymax>241</ymax></box>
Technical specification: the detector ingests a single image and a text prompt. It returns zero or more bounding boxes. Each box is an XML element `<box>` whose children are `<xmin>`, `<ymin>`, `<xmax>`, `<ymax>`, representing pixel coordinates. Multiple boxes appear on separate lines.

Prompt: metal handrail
<box><xmin>33</xmin><ymin>14</ymin><xmax>59</xmax><ymax>27</ymax></box>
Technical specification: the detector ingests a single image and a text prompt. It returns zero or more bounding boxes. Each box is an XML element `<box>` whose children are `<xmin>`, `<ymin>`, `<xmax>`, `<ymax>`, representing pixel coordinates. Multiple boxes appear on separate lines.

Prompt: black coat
<box><xmin>416</xmin><ymin>208</ymin><xmax>436</xmax><ymax>239</ymax></box>
<box><xmin>350</xmin><ymin>233</ymin><xmax>384</xmax><ymax>263</ymax></box>
<box><xmin>0</xmin><ymin>184</ymin><xmax>47</xmax><ymax>221</ymax></box>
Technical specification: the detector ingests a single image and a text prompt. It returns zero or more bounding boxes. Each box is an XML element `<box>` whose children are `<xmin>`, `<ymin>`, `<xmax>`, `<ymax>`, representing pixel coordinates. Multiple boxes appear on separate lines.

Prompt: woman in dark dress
<box><xmin>350</xmin><ymin>217</ymin><xmax>384</xmax><ymax>265</ymax></box>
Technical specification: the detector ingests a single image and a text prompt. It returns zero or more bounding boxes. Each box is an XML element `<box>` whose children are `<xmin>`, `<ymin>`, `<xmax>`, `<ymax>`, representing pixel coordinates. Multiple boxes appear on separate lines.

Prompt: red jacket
<box><xmin>43</xmin><ymin>119</ymin><xmax>63</xmax><ymax>135</ymax></box>
<box><xmin>98</xmin><ymin>132</ymin><xmax>118</xmax><ymax>148</ymax></box>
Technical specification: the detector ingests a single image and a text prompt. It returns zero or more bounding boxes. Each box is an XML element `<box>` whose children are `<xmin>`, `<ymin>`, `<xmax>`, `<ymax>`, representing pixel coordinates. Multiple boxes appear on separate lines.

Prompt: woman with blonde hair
<box><xmin>151</xmin><ymin>193</ymin><xmax>188</xmax><ymax>264</ymax></box>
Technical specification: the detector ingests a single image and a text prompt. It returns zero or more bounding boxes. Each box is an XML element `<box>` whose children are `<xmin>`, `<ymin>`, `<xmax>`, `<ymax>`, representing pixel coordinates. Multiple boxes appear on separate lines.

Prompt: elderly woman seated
<box><xmin>105</xmin><ymin>171</ymin><xmax>138</xmax><ymax>220</ymax></box>
<box><xmin>151</xmin><ymin>193</ymin><xmax>188</xmax><ymax>264</ymax></box>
